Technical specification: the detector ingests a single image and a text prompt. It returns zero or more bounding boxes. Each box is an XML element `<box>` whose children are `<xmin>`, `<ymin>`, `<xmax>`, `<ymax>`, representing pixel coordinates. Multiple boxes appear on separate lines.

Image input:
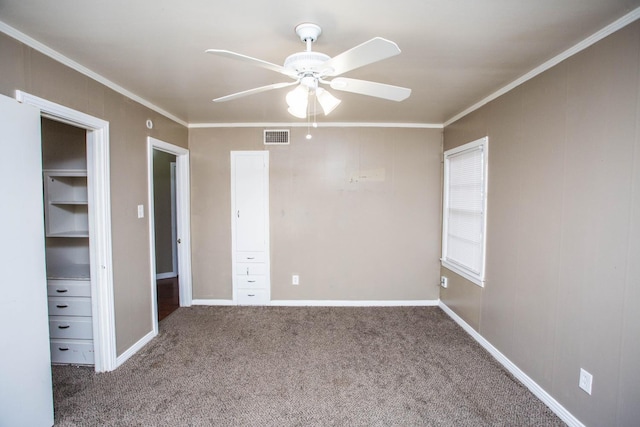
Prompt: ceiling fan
<box><xmin>206</xmin><ymin>23</ymin><xmax>411</xmax><ymax>118</ymax></box>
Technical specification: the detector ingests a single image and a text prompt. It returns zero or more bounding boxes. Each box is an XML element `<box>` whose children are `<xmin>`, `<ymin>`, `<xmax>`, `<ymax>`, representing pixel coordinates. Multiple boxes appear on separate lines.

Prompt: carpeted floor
<box><xmin>52</xmin><ymin>306</ymin><xmax>565</xmax><ymax>426</ymax></box>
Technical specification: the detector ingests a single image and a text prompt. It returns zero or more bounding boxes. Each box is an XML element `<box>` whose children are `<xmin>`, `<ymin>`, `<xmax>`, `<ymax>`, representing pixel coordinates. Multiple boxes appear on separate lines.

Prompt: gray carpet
<box><xmin>52</xmin><ymin>306</ymin><xmax>564</xmax><ymax>426</ymax></box>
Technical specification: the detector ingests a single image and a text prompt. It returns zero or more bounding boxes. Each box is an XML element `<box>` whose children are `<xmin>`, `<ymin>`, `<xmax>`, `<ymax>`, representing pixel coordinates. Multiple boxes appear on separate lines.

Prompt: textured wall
<box><xmin>442</xmin><ymin>21</ymin><xmax>640</xmax><ymax>426</ymax></box>
<box><xmin>0</xmin><ymin>32</ymin><xmax>188</xmax><ymax>356</ymax></box>
<box><xmin>189</xmin><ymin>127</ymin><xmax>442</xmax><ymax>301</ymax></box>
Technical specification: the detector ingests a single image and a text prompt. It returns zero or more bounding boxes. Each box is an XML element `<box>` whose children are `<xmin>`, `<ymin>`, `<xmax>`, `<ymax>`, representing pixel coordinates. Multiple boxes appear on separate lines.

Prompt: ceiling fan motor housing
<box><xmin>284</xmin><ymin>52</ymin><xmax>331</xmax><ymax>75</ymax></box>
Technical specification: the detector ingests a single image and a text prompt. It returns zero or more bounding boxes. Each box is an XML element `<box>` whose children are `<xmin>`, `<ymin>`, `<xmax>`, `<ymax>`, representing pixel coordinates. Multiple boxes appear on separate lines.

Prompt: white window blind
<box><xmin>442</xmin><ymin>137</ymin><xmax>488</xmax><ymax>286</ymax></box>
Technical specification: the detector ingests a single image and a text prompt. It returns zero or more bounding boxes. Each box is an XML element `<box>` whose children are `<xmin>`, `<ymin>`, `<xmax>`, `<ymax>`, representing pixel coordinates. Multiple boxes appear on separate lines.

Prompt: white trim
<box><xmin>147</xmin><ymin>137</ymin><xmax>193</xmax><ymax>337</ymax></box>
<box><xmin>115</xmin><ymin>330</ymin><xmax>156</xmax><ymax>368</ymax></box>
<box><xmin>438</xmin><ymin>302</ymin><xmax>586</xmax><ymax>427</ymax></box>
<box><xmin>0</xmin><ymin>21</ymin><xmax>188</xmax><ymax>128</ymax></box>
<box><xmin>270</xmin><ymin>300</ymin><xmax>440</xmax><ymax>307</ymax></box>
<box><xmin>170</xmin><ymin>162</ymin><xmax>178</xmax><ymax>275</ymax></box>
<box><xmin>444</xmin><ymin>6</ymin><xmax>640</xmax><ymax>127</ymax></box>
<box><xmin>156</xmin><ymin>272</ymin><xmax>177</xmax><ymax>280</ymax></box>
<box><xmin>192</xmin><ymin>299</ymin><xmax>439</xmax><ymax>307</ymax></box>
<box><xmin>189</xmin><ymin>122</ymin><xmax>443</xmax><ymax>129</ymax></box>
<box><xmin>192</xmin><ymin>299</ymin><xmax>236</xmax><ymax>306</ymax></box>
<box><xmin>15</xmin><ymin>90</ymin><xmax>117</xmax><ymax>372</ymax></box>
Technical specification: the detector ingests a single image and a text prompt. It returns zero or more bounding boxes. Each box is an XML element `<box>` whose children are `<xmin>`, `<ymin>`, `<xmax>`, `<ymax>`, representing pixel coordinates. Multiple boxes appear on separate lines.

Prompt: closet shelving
<box><xmin>42</xmin><ymin>119</ymin><xmax>94</xmax><ymax>365</ymax></box>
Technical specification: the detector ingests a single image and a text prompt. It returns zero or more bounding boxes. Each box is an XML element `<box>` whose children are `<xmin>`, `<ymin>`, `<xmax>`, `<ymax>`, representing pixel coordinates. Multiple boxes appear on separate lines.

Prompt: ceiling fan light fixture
<box><xmin>286</xmin><ymin>85</ymin><xmax>309</xmax><ymax>110</ymax></box>
<box><xmin>316</xmin><ymin>88</ymin><xmax>341</xmax><ymax>115</ymax></box>
<box><xmin>287</xmin><ymin>106</ymin><xmax>307</xmax><ymax>118</ymax></box>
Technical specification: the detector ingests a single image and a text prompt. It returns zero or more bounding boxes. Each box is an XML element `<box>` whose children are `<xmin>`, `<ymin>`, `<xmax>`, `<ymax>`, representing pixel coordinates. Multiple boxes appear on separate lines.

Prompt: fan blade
<box><xmin>329</xmin><ymin>77</ymin><xmax>411</xmax><ymax>101</ymax></box>
<box><xmin>206</xmin><ymin>49</ymin><xmax>297</xmax><ymax>77</ymax></box>
<box><xmin>214</xmin><ymin>81</ymin><xmax>299</xmax><ymax>102</ymax></box>
<box><xmin>321</xmin><ymin>38</ymin><xmax>401</xmax><ymax>77</ymax></box>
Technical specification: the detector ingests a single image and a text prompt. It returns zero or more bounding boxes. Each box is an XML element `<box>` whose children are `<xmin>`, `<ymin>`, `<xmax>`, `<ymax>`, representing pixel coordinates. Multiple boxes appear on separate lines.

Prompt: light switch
<box><xmin>137</xmin><ymin>204</ymin><xmax>144</xmax><ymax>219</ymax></box>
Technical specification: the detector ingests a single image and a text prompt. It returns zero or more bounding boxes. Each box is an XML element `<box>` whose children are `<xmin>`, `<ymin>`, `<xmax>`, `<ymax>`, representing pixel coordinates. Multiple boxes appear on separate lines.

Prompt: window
<box><xmin>441</xmin><ymin>137</ymin><xmax>488</xmax><ymax>286</ymax></box>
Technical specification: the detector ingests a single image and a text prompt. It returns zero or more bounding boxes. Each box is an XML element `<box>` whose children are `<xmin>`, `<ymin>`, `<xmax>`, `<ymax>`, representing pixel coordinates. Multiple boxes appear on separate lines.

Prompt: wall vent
<box><xmin>264</xmin><ymin>129</ymin><xmax>290</xmax><ymax>145</ymax></box>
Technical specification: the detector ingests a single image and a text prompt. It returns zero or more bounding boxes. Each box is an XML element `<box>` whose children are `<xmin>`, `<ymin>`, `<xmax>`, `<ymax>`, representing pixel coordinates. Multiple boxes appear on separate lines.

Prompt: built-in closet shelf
<box><xmin>50</xmin><ymin>201</ymin><xmax>88</xmax><ymax>205</ymax></box>
<box><xmin>47</xmin><ymin>231</ymin><xmax>89</xmax><ymax>238</ymax></box>
<box><xmin>46</xmin><ymin>264</ymin><xmax>91</xmax><ymax>280</ymax></box>
<box><xmin>43</xmin><ymin>170</ymin><xmax>89</xmax><ymax>237</ymax></box>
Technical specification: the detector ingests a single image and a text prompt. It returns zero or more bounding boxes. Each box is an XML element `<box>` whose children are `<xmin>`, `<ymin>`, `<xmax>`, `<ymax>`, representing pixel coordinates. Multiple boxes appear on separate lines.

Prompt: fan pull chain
<box><xmin>306</xmin><ymin>94</ymin><xmax>312</xmax><ymax>140</ymax></box>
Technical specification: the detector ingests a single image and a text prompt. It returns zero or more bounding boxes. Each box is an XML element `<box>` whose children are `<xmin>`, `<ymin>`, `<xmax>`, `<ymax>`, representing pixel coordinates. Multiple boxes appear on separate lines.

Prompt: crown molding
<box><xmin>0</xmin><ymin>20</ymin><xmax>189</xmax><ymax>128</ymax></box>
<box><xmin>189</xmin><ymin>122</ymin><xmax>443</xmax><ymax>129</ymax></box>
<box><xmin>444</xmin><ymin>6</ymin><xmax>640</xmax><ymax>127</ymax></box>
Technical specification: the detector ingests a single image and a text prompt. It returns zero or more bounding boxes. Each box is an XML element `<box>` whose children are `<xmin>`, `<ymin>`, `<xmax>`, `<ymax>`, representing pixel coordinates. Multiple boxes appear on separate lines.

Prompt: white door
<box><xmin>0</xmin><ymin>94</ymin><xmax>54</xmax><ymax>426</ymax></box>
<box><xmin>234</xmin><ymin>153</ymin><xmax>267</xmax><ymax>252</ymax></box>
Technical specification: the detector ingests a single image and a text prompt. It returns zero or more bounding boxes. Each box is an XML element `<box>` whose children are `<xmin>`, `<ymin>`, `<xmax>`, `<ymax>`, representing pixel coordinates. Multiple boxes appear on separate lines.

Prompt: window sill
<box><xmin>441</xmin><ymin>260</ymin><xmax>485</xmax><ymax>287</ymax></box>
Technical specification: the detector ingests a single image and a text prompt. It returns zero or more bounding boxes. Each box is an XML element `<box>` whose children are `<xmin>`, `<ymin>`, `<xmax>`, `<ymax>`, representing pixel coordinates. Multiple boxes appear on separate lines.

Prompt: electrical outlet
<box><xmin>292</xmin><ymin>275</ymin><xmax>299</xmax><ymax>285</ymax></box>
<box><xmin>579</xmin><ymin>368</ymin><xmax>593</xmax><ymax>395</ymax></box>
<box><xmin>440</xmin><ymin>276</ymin><xmax>448</xmax><ymax>288</ymax></box>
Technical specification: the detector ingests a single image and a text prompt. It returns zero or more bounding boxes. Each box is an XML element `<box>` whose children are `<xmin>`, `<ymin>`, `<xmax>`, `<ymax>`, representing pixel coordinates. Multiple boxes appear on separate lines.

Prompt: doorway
<box><xmin>147</xmin><ymin>137</ymin><xmax>192</xmax><ymax>333</ymax></box>
<box><xmin>153</xmin><ymin>150</ymin><xmax>179</xmax><ymax>320</ymax></box>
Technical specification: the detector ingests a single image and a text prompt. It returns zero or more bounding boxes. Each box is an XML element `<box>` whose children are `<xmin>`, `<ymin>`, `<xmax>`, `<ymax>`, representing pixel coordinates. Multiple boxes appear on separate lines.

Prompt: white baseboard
<box><xmin>191</xmin><ymin>299</ymin><xmax>439</xmax><ymax>307</ymax></box>
<box><xmin>156</xmin><ymin>272</ymin><xmax>177</xmax><ymax>280</ymax></box>
<box><xmin>438</xmin><ymin>301</ymin><xmax>585</xmax><ymax>427</ymax></box>
<box><xmin>270</xmin><ymin>299</ymin><xmax>440</xmax><ymax>307</ymax></box>
<box><xmin>191</xmin><ymin>299</ymin><xmax>235</xmax><ymax>306</ymax></box>
<box><xmin>115</xmin><ymin>329</ymin><xmax>156</xmax><ymax>368</ymax></box>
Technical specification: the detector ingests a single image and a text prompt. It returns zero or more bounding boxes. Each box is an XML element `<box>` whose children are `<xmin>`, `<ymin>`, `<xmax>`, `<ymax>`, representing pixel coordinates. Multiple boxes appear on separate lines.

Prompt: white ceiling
<box><xmin>1</xmin><ymin>0</ymin><xmax>639</xmax><ymax>125</ymax></box>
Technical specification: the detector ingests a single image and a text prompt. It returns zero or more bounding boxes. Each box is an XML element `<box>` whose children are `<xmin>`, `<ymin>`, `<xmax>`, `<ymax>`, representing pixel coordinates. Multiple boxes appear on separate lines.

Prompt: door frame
<box><xmin>147</xmin><ymin>137</ymin><xmax>192</xmax><ymax>332</ymax></box>
<box><xmin>16</xmin><ymin>90</ymin><xmax>117</xmax><ymax>372</ymax></box>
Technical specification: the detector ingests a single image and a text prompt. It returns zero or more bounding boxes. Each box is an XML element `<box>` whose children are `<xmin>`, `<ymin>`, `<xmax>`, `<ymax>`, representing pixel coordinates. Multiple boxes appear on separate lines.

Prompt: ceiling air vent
<box><xmin>264</xmin><ymin>129</ymin><xmax>290</xmax><ymax>145</ymax></box>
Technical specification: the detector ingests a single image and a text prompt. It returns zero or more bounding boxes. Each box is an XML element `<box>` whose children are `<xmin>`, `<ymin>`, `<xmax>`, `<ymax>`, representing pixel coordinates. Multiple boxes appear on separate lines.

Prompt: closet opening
<box><xmin>17</xmin><ymin>90</ymin><xmax>116</xmax><ymax>372</ymax></box>
<box><xmin>41</xmin><ymin>118</ymin><xmax>95</xmax><ymax>366</ymax></box>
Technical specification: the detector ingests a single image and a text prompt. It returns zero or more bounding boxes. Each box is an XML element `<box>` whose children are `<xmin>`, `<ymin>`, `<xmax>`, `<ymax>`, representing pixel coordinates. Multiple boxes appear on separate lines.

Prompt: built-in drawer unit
<box><xmin>47</xmin><ymin>297</ymin><xmax>92</xmax><ymax>317</ymax></box>
<box><xmin>236</xmin><ymin>275</ymin><xmax>267</xmax><ymax>289</ymax></box>
<box><xmin>236</xmin><ymin>289</ymin><xmax>269</xmax><ymax>305</ymax></box>
<box><xmin>236</xmin><ymin>252</ymin><xmax>266</xmax><ymax>263</ymax></box>
<box><xmin>49</xmin><ymin>316</ymin><xmax>93</xmax><ymax>340</ymax></box>
<box><xmin>50</xmin><ymin>339</ymin><xmax>94</xmax><ymax>365</ymax></box>
<box><xmin>236</xmin><ymin>263</ymin><xmax>267</xmax><ymax>276</ymax></box>
<box><xmin>47</xmin><ymin>279</ymin><xmax>91</xmax><ymax>297</ymax></box>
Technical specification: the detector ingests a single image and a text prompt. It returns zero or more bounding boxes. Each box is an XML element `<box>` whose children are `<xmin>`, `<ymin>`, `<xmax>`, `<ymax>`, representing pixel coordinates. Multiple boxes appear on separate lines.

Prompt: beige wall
<box><xmin>0</xmin><ymin>32</ymin><xmax>189</xmax><ymax>356</ymax></box>
<box><xmin>189</xmin><ymin>127</ymin><xmax>442</xmax><ymax>301</ymax></box>
<box><xmin>442</xmin><ymin>21</ymin><xmax>640</xmax><ymax>426</ymax></box>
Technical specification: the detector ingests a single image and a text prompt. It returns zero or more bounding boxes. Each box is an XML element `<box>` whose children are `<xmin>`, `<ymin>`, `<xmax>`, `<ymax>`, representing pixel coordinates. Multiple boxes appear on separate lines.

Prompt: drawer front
<box><xmin>47</xmin><ymin>280</ymin><xmax>91</xmax><ymax>297</ymax></box>
<box><xmin>48</xmin><ymin>297</ymin><xmax>92</xmax><ymax>317</ymax></box>
<box><xmin>237</xmin><ymin>289</ymin><xmax>269</xmax><ymax>305</ymax></box>
<box><xmin>236</xmin><ymin>252</ymin><xmax>266</xmax><ymax>263</ymax></box>
<box><xmin>49</xmin><ymin>316</ymin><xmax>93</xmax><ymax>339</ymax></box>
<box><xmin>50</xmin><ymin>339</ymin><xmax>94</xmax><ymax>365</ymax></box>
<box><xmin>236</xmin><ymin>275</ymin><xmax>267</xmax><ymax>289</ymax></box>
<box><xmin>236</xmin><ymin>263</ymin><xmax>267</xmax><ymax>276</ymax></box>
